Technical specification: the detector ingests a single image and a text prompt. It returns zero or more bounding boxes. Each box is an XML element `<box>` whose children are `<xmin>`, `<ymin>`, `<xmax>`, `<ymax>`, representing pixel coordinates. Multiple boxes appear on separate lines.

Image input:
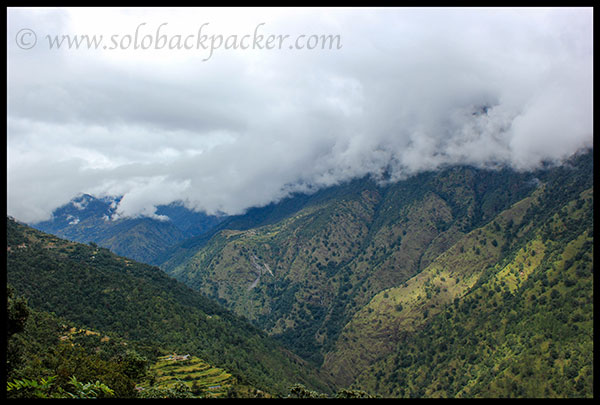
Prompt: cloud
<box><xmin>7</xmin><ymin>7</ymin><xmax>593</xmax><ymax>223</ymax></box>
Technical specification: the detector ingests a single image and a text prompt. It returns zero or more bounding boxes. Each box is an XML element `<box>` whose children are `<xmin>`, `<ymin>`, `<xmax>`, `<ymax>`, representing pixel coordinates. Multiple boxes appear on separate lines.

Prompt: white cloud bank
<box><xmin>7</xmin><ymin>7</ymin><xmax>593</xmax><ymax>223</ymax></box>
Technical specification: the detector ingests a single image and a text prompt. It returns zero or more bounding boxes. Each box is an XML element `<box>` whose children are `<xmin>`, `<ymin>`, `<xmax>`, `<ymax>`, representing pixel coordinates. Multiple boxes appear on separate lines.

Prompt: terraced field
<box><xmin>141</xmin><ymin>355</ymin><xmax>235</xmax><ymax>397</ymax></box>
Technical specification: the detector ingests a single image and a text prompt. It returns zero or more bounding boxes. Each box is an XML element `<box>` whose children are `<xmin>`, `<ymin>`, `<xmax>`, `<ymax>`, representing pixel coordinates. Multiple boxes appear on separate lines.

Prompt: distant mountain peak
<box><xmin>30</xmin><ymin>194</ymin><xmax>225</xmax><ymax>264</ymax></box>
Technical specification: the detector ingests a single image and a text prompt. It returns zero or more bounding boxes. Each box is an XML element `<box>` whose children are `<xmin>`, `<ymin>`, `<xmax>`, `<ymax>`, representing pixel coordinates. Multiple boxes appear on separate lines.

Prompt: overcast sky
<box><xmin>7</xmin><ymin>7</ymin><xmax>593</xmax><ymax>223</ymax></box>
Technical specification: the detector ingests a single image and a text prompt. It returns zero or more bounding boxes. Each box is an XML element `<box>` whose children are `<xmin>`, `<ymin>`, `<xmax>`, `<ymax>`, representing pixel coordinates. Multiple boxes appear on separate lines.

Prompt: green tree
<box><xmin>287</xmin><ymin>383</ymin><xmax>327</xmax><ymax>398</ymax></box>
<box><xmin>6</xmin><ymin>286</ymin><xmax>30</xmax><ymax>376</ymax></box>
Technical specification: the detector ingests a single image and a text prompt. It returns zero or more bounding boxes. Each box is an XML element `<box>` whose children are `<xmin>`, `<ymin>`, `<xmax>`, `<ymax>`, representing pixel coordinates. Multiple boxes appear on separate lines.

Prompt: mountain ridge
<box><xmin>6</xmin><ymin>217</ymin><xmax>334</xmax><ymax>396</ymax></box>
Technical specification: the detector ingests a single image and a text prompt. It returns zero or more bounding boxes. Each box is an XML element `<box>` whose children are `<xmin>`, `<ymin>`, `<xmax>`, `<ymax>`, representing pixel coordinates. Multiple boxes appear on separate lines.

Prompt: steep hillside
<box><xmin>322</xmin><ymin>185</ymin><xmax>543</xmax><ymax>385</ymax></box>
<box><xmin>152</xmin><ymin>177</ymin><xmax>377</xmax><ymax>269</ymax></box>
<box><xmin>164</xmin><ymin>163</ymin><xmax>542</xmax><ymax>365</ymax></box>
<box><xmin>6</xmin><ymin>218</ymin><xmax>333</xmax><ymax>397</ymax></box>
<box><xmin>163</xmin><ymin>149</ymin><xmax>592</xmax><ymax>397</ymax></box>
<box><xmin>322</xmin><ymin>154</ymin><xmax>593</xmax><ymax>397</ymax></box>
<box><xmin>31</xmin><ymin>195</ymin><xmax>223</xmax><ymax>263</ymax></box>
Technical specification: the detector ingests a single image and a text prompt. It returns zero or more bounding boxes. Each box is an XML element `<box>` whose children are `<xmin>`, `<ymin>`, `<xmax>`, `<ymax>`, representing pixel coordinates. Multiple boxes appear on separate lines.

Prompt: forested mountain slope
<box><xmin>163</xmin><ymin>149</ymin><xmax>592</xmax><ymax>398</ymax></box>
<box><xmin>163</xmin><ymin>158</ymin><xmax>565</xmax><ymax>363</ymax></box>
<box><xmin>6</xmin><ymin>218</ymin><xmax>333</xmax><ymax>397</ymax></box>
<box><xmin>352</xmin><ymin>184</ymin><xmax>593</xmax><ymax>397</ymax></box>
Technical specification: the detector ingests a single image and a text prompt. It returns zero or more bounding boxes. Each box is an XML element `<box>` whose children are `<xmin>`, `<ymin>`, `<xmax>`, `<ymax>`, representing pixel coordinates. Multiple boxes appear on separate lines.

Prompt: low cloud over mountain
<box><xmin>8</xmin><ymin>7</ymin><xmax>593</xmax><ymax>223</ymax></box>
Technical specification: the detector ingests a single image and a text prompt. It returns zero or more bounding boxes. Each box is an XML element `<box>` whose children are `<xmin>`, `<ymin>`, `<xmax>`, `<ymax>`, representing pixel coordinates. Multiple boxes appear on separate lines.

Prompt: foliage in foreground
<box><xmin>7</xmin><ymin>376</ymin><xmax>115</xmax><ymax>399</ymax></box>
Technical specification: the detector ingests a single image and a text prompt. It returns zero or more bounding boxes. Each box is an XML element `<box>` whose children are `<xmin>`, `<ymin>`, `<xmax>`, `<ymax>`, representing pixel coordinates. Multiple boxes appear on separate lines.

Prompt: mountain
<box><xmin>12</xmin><ymin>149</ymin><xmax>593</xmax><ymax>398</ymax></box>
<box><xmin>150</xmin><ymin>182</ymin><xmax>360</xmax><ymax>269</ymax></box>
<box><xmin>161</xmin><ymin>149</ymin><xmax>593</xmax><ymax>397</ymax></box>
<box><xmin>6</xmin><ymin>218</ymin><xmax>334</xmax><ymax>397</ymax></box>
<box><xmin>349</xmin><ymin>184</ymin><xmax>593</xmax><ymax>398</ymax></box>
<box><xmin>30</xmin><ymin>195</ymin><xmax>223</xmax><ymax>264</ymax></box>
<box><xmin>162</xmin><ymin>164</ymin><xmax>540</xmax><ymax>364</ymax></box>
<box><xmin>337</xmin><ymin>157</ymin><xmax>594</xmax><ymax>397</ymax></box>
